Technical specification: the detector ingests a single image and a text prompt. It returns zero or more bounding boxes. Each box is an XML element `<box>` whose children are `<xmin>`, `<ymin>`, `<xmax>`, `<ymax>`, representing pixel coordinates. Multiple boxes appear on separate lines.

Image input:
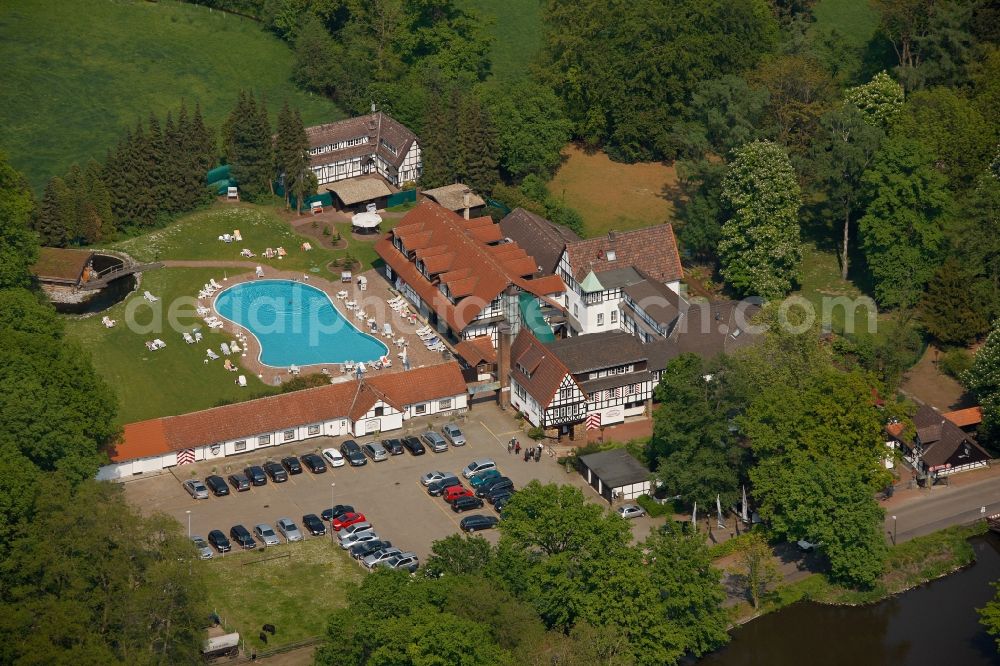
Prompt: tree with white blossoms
<box><xmin>718</xmin><ymin>141</ymin><xmax>802</xmax><ymax>299</ymax></box>
<box><xmin>844</xmin><ymin>71</ymin><xmax>904</xmax><ymax>131</ymax></box>
<box><xmin>963</xmin><ymin>320</ymin><xmax>1000</xmax><ymax>446</ymax></box>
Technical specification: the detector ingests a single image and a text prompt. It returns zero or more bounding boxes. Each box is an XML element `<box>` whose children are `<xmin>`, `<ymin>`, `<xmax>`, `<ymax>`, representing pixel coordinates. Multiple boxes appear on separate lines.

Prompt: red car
<box><xmin>443</xmin><ymin>485</ymin><xmax>473</xmax><ymax>503</ymax></box>
<box><xmin>331</xmin><ymin>512</ymin><xmax>367</xmax><ymax>531</ymax></box>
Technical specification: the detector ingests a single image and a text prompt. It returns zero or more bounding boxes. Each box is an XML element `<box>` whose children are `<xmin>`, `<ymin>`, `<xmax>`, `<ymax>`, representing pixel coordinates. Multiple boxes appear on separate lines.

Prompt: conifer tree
<box><xmin>83</xmin><ymin>160</ymin><xmax>114</xmax><ymax>241</ymax></box>
<box><xmin>145</xmin><ymin>113</ymin><xmax>167</xmax><ymax>215</ymax></box>
<box><xmin>180</xmin><ymin>101</ymin><xmax>214</xmax><ymax>208</ymax></box>
<box><xmin>457</xmin><ymin>95</ymin><xmax>499</xmax><ymax>194</ymax></box>
<box><xmin>127</xmin><ymin>121</ymin><xmax>157</xmax><ymax>228</ymax></box>
<box><xmin>63</xmin><ymin>164</ymin><xmax>86</xmax><ymax>243</ymax></box>
<box><xmin>161</xmin><ymin>111</ymin><xmax>185</xmax><ymax>214</ymax></box>
<box><xmin>420</xmin><ymin>88</ymin><xmax>459</xmax><ymax>188</ymax></box>
<box><xmin>225</xmin><ymin>91</ymin><xmax>274</xmax><ymax>200</ymax></box>
<box><xmin>103</xmin><ymin>138</ymin><xmax>129</xmax><ymax>224</ymax></box>
<box><xmin>34</xmin><ymin>177</ymin><xmax>71</xmax><ymax>247</ymax></box>
<box><xmin>275</xmin><ymin>103</ymin><xmax>314</xmax><ymax>212</ymax></box>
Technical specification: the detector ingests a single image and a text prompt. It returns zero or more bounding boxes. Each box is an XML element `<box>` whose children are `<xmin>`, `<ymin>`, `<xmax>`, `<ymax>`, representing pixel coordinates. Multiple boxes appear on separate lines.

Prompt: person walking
<box><xmin>514</xmin><ymin>441</ymin><xmax>521</xmax><ymax>455</ymax></box>
<box><xmin>508</xmin><ymin>438</ymin><xmax>514</xmax><ymax>454</ymax></box>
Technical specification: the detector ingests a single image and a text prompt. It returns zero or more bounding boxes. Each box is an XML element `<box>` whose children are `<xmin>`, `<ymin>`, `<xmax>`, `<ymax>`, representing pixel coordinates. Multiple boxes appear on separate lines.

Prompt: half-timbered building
<box><xmin>305</xmin><ymin>110</ymin><xmax>421</xmax><ymax>187</ymax></box>
<box><xmin>509</xmin><ymin>329</ymin><xmax>587</xmax><ymax>433</ymax></box>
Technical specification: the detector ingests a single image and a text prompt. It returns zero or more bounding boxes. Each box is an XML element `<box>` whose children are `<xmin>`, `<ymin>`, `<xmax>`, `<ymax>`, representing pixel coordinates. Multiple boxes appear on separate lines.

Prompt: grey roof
<box><xmin>306</xmin><ymin>112</ymin><xmax>417</xmax><ymax>170</ymax></box>
<box><xmin>325</xmin><ymin>177</ymin><xmax>393</xmax><ymax>205</ymax></box>
<box><xmin>643</xmin><ymin>339</ymin><xmax>681</xmax><ymax>373</ymax></box>
<box><xmin>594</xmin><ymin>266</ymin><xmax>644</xmax><ymax>290</ymax></box>
<box><xmin>546</xmin><ymin>331</ymin><xmax>647</xmax><ymax>374</ymax></box>
<box><xmin>669</xmin><ymin>300</ymin><xmax>762</xmax><ymax>358</ymax></box>
<box><xmin>910</xmin><ymin>404</ymin><xmax>991</xmax><ymax>468</ymax></box>
<box><xmin>622</xmin><ymin>278</ymin><xmax>684</xmax><ymax>327</ymax></box>
<box><xmin>421</xmin><ymin>184</ymin><xmax>486</xmax><ymax>211</ymax></box>
<box><xmin>579</xmin><ymin>448</ymin><xmax>650</xmax><ymax>488</ymax></box>
<box><xmin>579</xmin><ymin>370</ymin><xmax>653</xmax><ymax>397</ymax></box>
<box><xmin>499</xmin><ymin>208</ymin><xmax>580</xmax><ymax>275</ymax></box>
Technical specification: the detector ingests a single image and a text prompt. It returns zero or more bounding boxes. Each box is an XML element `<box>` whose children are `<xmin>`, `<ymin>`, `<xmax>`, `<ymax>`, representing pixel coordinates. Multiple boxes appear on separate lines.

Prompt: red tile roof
<box><xmin>564</xmin><ymin>226</ymin><xmax>683</xmax><ymax>283</ymax></box>
<box><xmin>109</xmin><ymin>363</ymin><xmax>467</xmax><ymax>462</ymax></box>
<box><xmin>943</xmin><ymin>406</ymin><xmax>983</xmax><ymax>428</ymax></box>
<box><xmin>509</xmin><ymin>329</ymin><xmax>576</xmax><ymax>409</ymax></box>
<box><xmin>454</xmin><ymin>336</ymin><xmax>497</xmax><ymax>366</ymax></box>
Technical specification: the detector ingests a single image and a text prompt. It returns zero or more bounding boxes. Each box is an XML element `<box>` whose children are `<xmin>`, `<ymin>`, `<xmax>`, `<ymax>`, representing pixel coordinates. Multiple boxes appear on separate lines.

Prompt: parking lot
<box><xmin>123</xmin><ymin>404</ymin><xmax>660</xmax><ymax>560</ymax></box>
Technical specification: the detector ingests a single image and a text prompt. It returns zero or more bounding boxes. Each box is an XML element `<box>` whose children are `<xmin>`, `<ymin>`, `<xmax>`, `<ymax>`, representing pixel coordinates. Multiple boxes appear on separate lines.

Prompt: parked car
<box><xmin>443</xmin><ymin>485</ymin><xmax>474</xmax><ymax>503</ymax></box>
<box><xmin>451</xmin><ymin>496</ymin><xmax>484</xmax><ymax>512</ymax></box>
<box><xmin>617</xmin><ymin>505</ymin><xmax>646</xmax><ymax>519</ymax></box>
<box><xmin>338</xmin><ymin>522</ymin><xmax>374</xmax><ymax>541</ymax></box>
<box><xmin>264</xmin><ymin>461</ymin><xmax>288</xmax><ymax>483</ymax></box>
<box><xmin>321</xmin><ymin>505</ymin><xmax>355</xmax><ymax>522</ymax></box>
<box><xmin>302</xmin><ymin>514</ymin><xmax>326</xmax><ymax>536</ymax></box>
<box><xmin>363</xmin><ymin>547</ymin><xmax>403</xmax><ymax>570</ymax></box>
<box><xmin>322</xmin><ymin>448</ymin><xmax>345</xmax><ymax>468</ymax></box>
<box><xmin>208</xmin><ymin>529</ymin><xmax>231</xmax><ymax>553</ymax></box>
<box><xmin>281</xmin><ymin>456</ymin><xmax>303</xmax><ymax>475</ymax></box>
<box><xmin>244</xmin><ymin>466</ymin><xmax>267</xmax><ymax>486</ymax></box>
<box><xmin>378</xmin><ymin>552</ymin><xmax>419</xmax><ymax>572</ymax></box>
<box><xmin>460</xmin><ymin>515</ymin><xmax>499</xmax><ymax>532</ymax></box>
<box><xmin>340</xmin><ymin>440</ymin><xmax>367</xmax><ymax>466</ymax></box>
<box><xmin>230</xmin><ymin>524</ymin><xmax>256</xmax><ymax>549</ymax></box>
<box><xmin>205</xmin><ymin>475</ymin><xmax>230</xmax><ymax>497</ymax></box>
<box><xmin>421</xmin><ymin>431</ymin><xmax>448</xmax><ymax>453</ymax></box>
<box><xmin>427</xmin><ymin>475</ymin><xmax>462</xmax><ymax>497</ymax></box>
<box><xmin>191</xmin><ymin>535</ymin><xmax>214</xmax><ymax>559</ymax></box>
<box><xmin>183</xmin><ymin>479</ymin><xmax>209</xmax><ymax>500</ymax></box>
<box><xmin>276</xmin><ymin>517</ymin><xmax>303</xmax><ymax>542</ymax></box>
<box><xmin>362</xmin><ymin>441</ymin><xmax>389</xmax><ymax>462</ymax></box>
<box><xmin>228</xmin><ymin>473</ymin><xmax>251</xmax><ymax>492</ymax></box>
<box><xmin>332</xmin><ymin>512</ymin><xmax>367</xmax><ymax>531</ymax></box>
<box><xmin>402</xmin><ymin>436</ymin><xmax>426</xmax><ymax>456</ymax></box>
<box><xmin>441</xmin><ymin>423</ymin><xmax>466</xmax><ymax>446</ymax></box>
<box><xmin>797</xmin><ymin>539</ymin><xmax>821</xmax><ymax>552</ymax></box>
<box><xmin>301</xmin><ymin>453</ymin><xmax>327</xmax><ymax>473</ymax></box>
<box><xmin>484</xmin><ymin>481</ymin><xmax>515</xmax><ymax>503</ymax></box>
<box><xmin>350</xmin><ymin>539</ymin><xmax>392</xmax><ymax>560</ymax></box>
<box><xmin>487</xmin><ymin>488</ymin><xmax>514</xmax><ymax>505</ymax></box>
<box><xmin>254</xmin><ymin>524</ymin><xmax>281</xmax><ymax>546</ymax></box>
<box><xmin>493</xmin><ymin>495</ymin><xmax>511</xmax><ymax>514</ymax></box>
<box><xmin>469</xmin><ymin>469</ymin><xmax>502</xmax><ymax>489</ymax></box>
<box><xmin>475</xmin><ymin>476</ymin><xmax>512</xmax><ymax>498</ymax></box>
<box><xmin>381</xmin><ymin>438</ymin><xmax>404</xmax><ymax>455</ymax></box>
<box><xmin>462</xmin><ymin>459</ymin><xmax>496</xmax><ymax>479</ymax></box>
<box><xmin>339</xmin><ymin>530</ymin><xmax>379</xmax><ymax>550</ymax></box>
<box><xmin>420</xmin><ymin>470</ymin><xmax>450</xmax><ymax>486</ymax></box>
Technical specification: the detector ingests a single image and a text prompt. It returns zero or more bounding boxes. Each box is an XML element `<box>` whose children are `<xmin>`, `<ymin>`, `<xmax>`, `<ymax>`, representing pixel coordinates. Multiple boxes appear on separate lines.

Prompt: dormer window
<box><xmin>606</xmin><ymin>250</ymin><xmax>616</xmax><ymax>261</ymax></box>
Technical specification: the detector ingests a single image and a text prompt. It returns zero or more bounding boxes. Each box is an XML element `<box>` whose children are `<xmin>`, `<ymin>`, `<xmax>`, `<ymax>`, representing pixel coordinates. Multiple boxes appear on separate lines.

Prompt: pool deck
<box><xmin>200</xmin><ymin>266</ymin><xmax>452</xmax><ymax>386</ymax></box>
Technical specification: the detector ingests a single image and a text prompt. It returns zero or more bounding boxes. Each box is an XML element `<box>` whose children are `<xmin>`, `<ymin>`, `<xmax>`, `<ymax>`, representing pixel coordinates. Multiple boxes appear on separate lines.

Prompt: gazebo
<box><xmin>351</xmin><ymin>211</ymin><xmax>382</xmax><ymax>234</ymax></box>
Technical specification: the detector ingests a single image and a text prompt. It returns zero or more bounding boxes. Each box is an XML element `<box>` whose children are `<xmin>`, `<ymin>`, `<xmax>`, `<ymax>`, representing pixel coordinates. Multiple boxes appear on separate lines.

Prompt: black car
<box><xmin>493</xmin><ymin>495</ymin><xmax>511</xmax><ymax>513</ymax></box>
<box><xmin>228</xmin><ymin>472</ymin><xmax>251</xmax><ymax>492</ymax></box>
<box><xmin>483</xmin><ymin>480</ymin><xmax>515</xmax><ymax>502</ymax></box>
<box><xmin>475</xmin><ymin>477</ymin><xmax>512</xmax><ymax>498</ymax></box>
<box><xmin>302</xmin><ymin>513</ymin><xmax>326</xmax><ymax>536</ymax></box>
<box><xmin>349</xmin><ymin>539</ymin><xmax>392</xmax><ymax>560</ymax></box>
<box><xmin>244</xmin><ymin>466</ymin><xmax>267</xmax><ymax>486</ymax></box>
<box><xmin>208</xmin><ymin>529</ymin><xmax>232</xmax><ymax>553</ymax></box>
<box><xmin>264</xmin><ymin>461</ymin><xmax>288</xmax><ymax>483</ymax></box>
<box><xmin>340</xmin><ymin>440</ymin><xmax>367</xmax><ymax>466</ymax></box>
<box><xmin>451</xmin><ymin>496</ymin><xmax>485</xmax><ymax>512</ymax></box>
<box><xmin>321</xmin><ymin>504</ymin><xmax>355</xmax><ymax>522</ymax></box>
<box><xmin>282</xmin><ymin>456</ymin><xmax>303</xmax><ymax>475</ymax></box>
<box><xmin>427</xmin><ymin>476</ymin><xmax>462</xmax><ymax>497</ymax></box>
<box><xmin>381</xmin><ymin>438</ymin><xmax>404</xmax><ymax>456</ymax></box>
<box><xmin>460</xmin><ymin>514</ymin><xmax>499</xmax><ymax>532</ymax></box>
<box><xmin>230</xmin><ymin>524</ymin><xmax>256</xmax><ymax>549</ymax></box>
<box><xmin>401</xmin><ymin>436</ymin><xmax>425</xmax><ymax>456</ymax></box>
<box><xmin>487</xmin><ymin>488</ymin><xmax>514</xmax><ymax>505</ymax></box>
<box><xmin>205</xmin><ymin>475</ymin><xmax>230</xmax><ymax>496</ymax></box>
<box><xmin>301</xmin><ymin>453</ymin><xmax>327</xmax><ymax>473</ymax></box>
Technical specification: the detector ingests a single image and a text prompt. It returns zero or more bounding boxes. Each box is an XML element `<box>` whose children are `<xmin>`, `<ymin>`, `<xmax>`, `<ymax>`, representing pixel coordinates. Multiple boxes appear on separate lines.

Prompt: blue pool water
<box><xmin>214</xmin><ymin>280</ymin><xmax>388</xmax><ymax>367</ymax></box>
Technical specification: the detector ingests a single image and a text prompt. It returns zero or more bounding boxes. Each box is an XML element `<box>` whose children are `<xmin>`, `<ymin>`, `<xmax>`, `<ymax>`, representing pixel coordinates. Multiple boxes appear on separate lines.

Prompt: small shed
<box><xmin>578</xmin><ymin>448</ymin><xmax>651</xmax><ymax>501</ymax></box>
<box><xmin>325</xmin><ymin>177</ymin><xmax>393</xmax><ymax>212</ymax></box>
<box><xmin>32</xmin><ymin>247</ymin><xmax>95</xmax><ymax>287</ymax></box>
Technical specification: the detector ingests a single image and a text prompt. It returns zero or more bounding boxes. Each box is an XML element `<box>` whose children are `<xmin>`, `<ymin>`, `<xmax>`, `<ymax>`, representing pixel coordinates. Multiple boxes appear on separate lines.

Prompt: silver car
<box><xmin>340</xmin><ymin>530</ymin><xmax>379</xmax><ymax>550</ymax></box>
<box><xmin>362</xmin><ymin>547</ymin><xmax>402</xmax><ymax>570</ymax></box>
<box><xmin>378</xmin><ymin>552</ymin><xmax>419</xmax><ymax>572</ymax></box>
<box><xmin>617</xmin><ymin>505</ymin><xmax>645</xmax><ymax>519</ymax></box>
<box><xmin>276</xmin><ymin>517</ymin><xmax>303</xmax><ymax>542</ymax></box>
<box><xmin>441</xmin><ymin>423</ymin><xmax>466</xmax><ymax>446</ymax></box>
<box><xmin>183</xmin><ymin>479</ymin><xmax>209</xmax><ymax>500</ymax></box>
<box><xmin>338</xmin><ymin>522</ymin><xmax>374</xmax><ymax>541</ymax></box>
<box><xmin>254</xmin><ymin>523</ymin><xmax>281</xmax><ymax>546</ymax></box>
<box><xmin>421</xmin><ymin>431</ymin><xmax>448</xmax><ymax>453</ymax></box>
<box><xmin>362</xmin><ymin>441</ymin><xmax>389</xmax><ymax>462</ymax></box>
<box><xmin>190</xmin><ymin>535</ymin><xmax>213</xmax><ymax>560</ymax></box>
<box><xmin>420</xmin><ymin>470</ymin><xmax>450</xmax><ymax>486</ymax></box>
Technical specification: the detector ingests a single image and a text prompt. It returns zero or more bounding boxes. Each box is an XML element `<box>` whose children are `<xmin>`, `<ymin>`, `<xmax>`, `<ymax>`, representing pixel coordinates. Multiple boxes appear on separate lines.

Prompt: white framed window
<box><xmin>414</xmin><ymin>403</ymin><xmax>427</xmax><ymax>415</ymax></box>
<box><xmin>234</xmin><ymin>440</ymin><xmax>247</xmax><ymax>452</ymax></box>
<box><xmin>308</xmin><ymin>424</ymin><xmax>321</xmax><ymax>436</ymax></box>
<box><xmin>611</xmin><ymin>310</ymin><xmax>618</xmax><ymax>324</ymax></box>
<box><xmin>560</xmin><ymin>387</ymin><xmax>573</xmax><ymax>400</ymax></box>
<box><xmin>515</xmin><ymin>383</ymin><xmax>526</xmax><ymax>400</ymax></box>
<box><xmin>573</xmin><ymin>304</ymin><xmax>579</xmax><ymax>317</ymax></box>
<box><xmin>597</xmin><ymin>313</ymin><xmax>604</xmax><ymax>326</ymax></box>
<box><xmin>258</xmin><ymin>435</ymin><xmax>271</xmax><ymax>446</ymax></box>
<box><xmin>438</xmin><ymin>398</ymin><xmax>453</xmax><ymax>410</ymax></box>
<box><xmin>283</xmin><ymin>430</ymin><xmax>295</xmax><ymax>442</ymax></box>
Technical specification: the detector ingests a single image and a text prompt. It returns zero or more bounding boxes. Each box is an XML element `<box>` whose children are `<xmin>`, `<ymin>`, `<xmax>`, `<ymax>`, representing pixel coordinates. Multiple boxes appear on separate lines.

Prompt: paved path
<box><xmin>884</xmin><ymin>466</ymin><xmax>1000</xmax><ymax>543</ymax></box>
<box><xmin>161</xmin><ymin>260</ymin><xmax>260</xmax><ymax>269</ymax></box>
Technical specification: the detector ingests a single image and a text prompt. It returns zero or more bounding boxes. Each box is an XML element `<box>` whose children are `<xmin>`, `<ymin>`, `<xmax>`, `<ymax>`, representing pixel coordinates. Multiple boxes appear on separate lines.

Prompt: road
<box><xmin>887</xmin><ymin>470</ymin><xmax>1000</xmax><ymax>543</ymax></box>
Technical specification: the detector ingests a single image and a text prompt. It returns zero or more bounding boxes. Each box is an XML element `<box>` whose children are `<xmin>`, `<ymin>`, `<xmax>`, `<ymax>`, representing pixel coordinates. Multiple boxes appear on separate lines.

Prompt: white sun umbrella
<box><xmin>351</xmin><ymin>211</ymin><xmax>381</xmax><ymax>231</ymax></box>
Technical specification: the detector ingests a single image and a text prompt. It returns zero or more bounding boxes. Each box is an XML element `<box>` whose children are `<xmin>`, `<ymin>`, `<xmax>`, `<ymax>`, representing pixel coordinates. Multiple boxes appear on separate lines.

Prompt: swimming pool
<box><xmin>214</xmin><ymin>280</ymin><xmax>388</xmax><ymax>367</ymax></box>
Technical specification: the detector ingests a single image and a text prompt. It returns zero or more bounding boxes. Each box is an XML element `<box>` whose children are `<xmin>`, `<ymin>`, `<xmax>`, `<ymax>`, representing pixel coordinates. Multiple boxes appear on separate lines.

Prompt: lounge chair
<box><xmin>206</xmin><ymin>349</ymin><xmax>220</xmax><ymax>360</ymax></box>
<box><xmin>230</xmin><ymin>341</ymin><xmax>241</xmax><ymax>353</ymax></box>
<box><xmin>210</xmin><ymin>279</ymin><xmax>222</xmax><ymax>290</ymax></box>
<box><xmin>383</xmin><ymin>323</ymin><xmax>393</xmax><ymax>338</ymax></box>
<box><xmin>183</xmin><ymin>333</ymin><xmax>195</xmax><ymax>344</ymax></box>
<box><xmin>345</xmin><ymin>300</ymin><xmax>356</xmax><ymax>310</ymax></box>
<box><xmin>145</xmin><ymin>341</ymin><xmax>156</xmax><ymax>351</ymax></box>
<box><xmin>236</xmin><ymin>375</ymin><xmax>247</xmax><ymax>387</ymax></box>
<box><xmin>289</xmin><ymin>365</ymin><xmax>300</xmax><ymax>375</ymax></box>
<box><xmin>381</xmin><ymin>356</ymin><xmax>392</xmax><ymax>368</ymax></box>
<box><xmin>256</xmin><ymin>266</ymin><xmax>264</xmax><ymax>278</ymax></box>
<box><xmin>143</xmin><ymin>291</ymin><xmax>158</xmax><ymax>302</ymax></box>
<box><xmin>194</xmin><ymin>331</ymin><xmax>203</xmax><ymax>342</ymax></box>
<box><xmin>337</xmin><ymin>290</ymin><xmax>348</xmax><ymax>300</ymax></box>
<box><xmin>221</xmin><ymin>343</ymin><xmax>231</xmax><ymax>356</ymax></box>
<box><xmin>153</xmin><ymin>339</ymin><xmax>166</xmax><ymax>349</ymax></box>
<box><xmin>102</xmin><ymin>316</ymin><xmax>116</xmax><ymax>328</ymax></box>
<box><xmin>233</xmin><ymin>229</ymin><xmax>242</xmax><ymax>241</ymax></box>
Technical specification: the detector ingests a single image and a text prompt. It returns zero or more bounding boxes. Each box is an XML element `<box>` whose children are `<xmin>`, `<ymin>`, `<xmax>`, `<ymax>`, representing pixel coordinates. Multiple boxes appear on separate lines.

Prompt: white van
<box><xmin>462</xmin><ymin>459</ymin><xmax>497</xmax><ymax>479</ymax></box>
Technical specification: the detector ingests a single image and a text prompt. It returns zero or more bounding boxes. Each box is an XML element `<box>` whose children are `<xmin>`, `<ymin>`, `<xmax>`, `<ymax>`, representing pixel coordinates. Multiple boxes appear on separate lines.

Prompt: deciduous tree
<box><xmin>963</xmin><ymin>320</ymin><xmax>1000</xmax><ymax>445</ymax></box>
<box><xmin>424</xmin><ymin>533</ymin><xmax>494</xmax><ymax>577</ymax></box>
<box><xmin>479</xmin><ymin>81</ymin><xmax>572</xmax><ymax>180</ymax></box>
<box><xmin>737</xmin><ymin>530</ymin><xmax>779</xmax><ymax>608</ymax></box>
<box><xmin>920</xmin><ymin>257</ymin><xmax>991</xmax><ymax>345</ymax></box>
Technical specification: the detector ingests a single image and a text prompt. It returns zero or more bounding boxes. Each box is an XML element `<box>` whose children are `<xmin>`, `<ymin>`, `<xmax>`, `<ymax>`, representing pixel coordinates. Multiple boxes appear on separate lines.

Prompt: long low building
<box><xmin>99</xmin><ymin>363</ymin><xmax>468</xmax><ymax>480</ymax></box>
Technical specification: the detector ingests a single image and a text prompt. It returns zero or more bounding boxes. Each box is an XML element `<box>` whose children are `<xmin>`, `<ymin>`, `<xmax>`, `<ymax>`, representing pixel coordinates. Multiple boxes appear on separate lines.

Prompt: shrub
<box><xmin>939</xmin><ymin>348</ymin><xmax>973</xmax><ymax>379</ymax></box>
<box><xmin>527</xmin><ymin>426</ymin><xmax>545</xmax><ymax>440</ymax></box>
<box><xmin>322</xmin><ymin>224</ymin><xmax>331</xmax><ymax>236</ymax></box>
<box><xmin>635</xmin><ymin>494</ymin><xmax>673</xmax><ymax>517</ymax></box>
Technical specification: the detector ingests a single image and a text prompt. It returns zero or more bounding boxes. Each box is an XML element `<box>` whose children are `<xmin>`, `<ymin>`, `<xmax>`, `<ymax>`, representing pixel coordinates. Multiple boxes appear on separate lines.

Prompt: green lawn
<box><xmin>461</xmin><ymin>0</ymin><xmax>544</xmax><ymax>81</ymax></box>
<box><xmin>0</xmin><ymin>0</ymin><xmax>341</xmax><ymax>192</ymax></box>
<box><xmin>812</xmin><ymin>0</ymin><xmax>880</xmax><ymax>50</ymax></box>
<box><xmin>201</xmin><ymin>538</ymin><xmax>363</xmax><ymax>651</ymax></box>
<box><xmin>795</xmin><ymin>243</ymin><xmax>881</xmax><ymax>337</ymax></box>
<box><xmin>64</xmin><ymin>267</ymin><xmax>277</xmax><ymax>424</ymax></box>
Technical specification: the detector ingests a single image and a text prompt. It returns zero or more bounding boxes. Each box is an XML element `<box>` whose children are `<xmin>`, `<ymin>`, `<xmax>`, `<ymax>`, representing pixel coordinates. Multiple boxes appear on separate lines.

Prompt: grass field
<box><xmin>201</xmin><ymin>538</ymin><xmax>363</xmax><ymax>651</ymax></box>
<box><xmin>461</xmin><ymin>0</ymin><xmax>544</xmax><ymax>81</ymax></box>
<box><xmin>796</xmin><ymin>243</ymin><xmax>880</xmax><ymax>337</ymax></box>
<box><xmin>548</xmin><ymin>145</ymin><xmax>678</xmax><ymax>237</ymax></box>
<box><xmin>812</xmin><ymin>0</ymin><xmax>880</xmax><ymax>50</ymax></box>
<box><xmin>0</xmin><ymin>0</ymin><xmax>341</xmax><ymax>192</ymax></box>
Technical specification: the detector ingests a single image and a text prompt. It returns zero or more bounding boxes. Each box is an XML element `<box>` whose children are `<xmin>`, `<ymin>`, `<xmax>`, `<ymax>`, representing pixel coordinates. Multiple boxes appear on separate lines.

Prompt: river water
<box><xmin>701</xmin><ymin>534</ymin><xmax>1000</xmax><ymax>665</ymax></box>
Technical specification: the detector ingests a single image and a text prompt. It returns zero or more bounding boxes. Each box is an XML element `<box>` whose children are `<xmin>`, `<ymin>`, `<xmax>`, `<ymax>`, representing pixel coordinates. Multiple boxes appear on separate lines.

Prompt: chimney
<box><xmin>608</xmin><ymin>230</ymin><xmax>616</xmax><ymax>242</ymax></box>
<box><xmin>463</xmin><ymin>188</ymin><xmax>472</xmax><ymax>220</ymax></box>
<box><xmin>496</xmin><ymin>322</ymin><xmax>513</xmax><ymax>410</ymax></box>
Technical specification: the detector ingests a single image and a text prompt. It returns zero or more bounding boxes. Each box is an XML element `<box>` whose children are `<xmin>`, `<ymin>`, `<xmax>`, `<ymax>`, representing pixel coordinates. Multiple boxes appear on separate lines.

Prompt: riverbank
<box><xmin>728</xmin><ymin>522</ymin><xmax>989</xmax><ymax>625</ymax></box>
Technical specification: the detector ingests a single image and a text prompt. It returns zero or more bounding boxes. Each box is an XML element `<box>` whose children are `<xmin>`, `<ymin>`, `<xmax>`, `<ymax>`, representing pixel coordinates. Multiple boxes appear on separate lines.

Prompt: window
<box><xmin>573</xmin><ymin>304</ymin><xmax>579</xmax><ymax>317</ymax></box>
<box><xmin>234</xmin><ymin>440</ymin><xmax>247</xmax><ymax>452</ymax></box>
<box><xmin>374</xmin><ymin>405</ymin><xmax>385</xmax><ymax>417</ymax></box>
<box><xmin>439</xmin><ymin>398</ymin><xmax>453</xmax><ymax>410</ymax></box>
<box><xmin>560</xmin><ymin>387</ymin><xmax>573</xmax><ymax>400</ymax></box>
<box><xmin>515</xmin><ymin>384</ymin><xmax>526</xmax><ymax>400</ymax></box>
<box><xmin>308</xmin><ymin>424</ymin><xmax>321</xmax><ymax>436</ymax></box>
<box><xmin>283</xmin><ymin>430</ymin><xmax>295</xmax><ymax>442</ymax></box>
<box><xmin>597</xmin><ymin>313</ymin><xmax>604</xmax><ymax>326</ymax></box>
<box><xmin>414</xmin><ymin>403</ymin><xmax>427</xmax><ymax>415</ymax></box>
<box><xmin>258</xmin><ymin>435</ymin><xmax>271</xmax><ymax>446</ymax></box>
<box><xmin>611</xmin><ymin>310</ymin><xmax>618</xmax><ymax>324</ymax></box>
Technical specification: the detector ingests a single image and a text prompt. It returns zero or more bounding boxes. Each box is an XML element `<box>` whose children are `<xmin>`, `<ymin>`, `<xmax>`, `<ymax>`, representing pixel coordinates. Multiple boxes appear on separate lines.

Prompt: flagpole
<box><xmin>717</xmin><ymin>494</ymin><xmax>725</xmax><ymax>529</ymax></box>
<box><xmin>742</xmin><ymin>485</ymin><xmax>749</xmax><ymax>524</ymax></box>
<box><xmin>692</xmin><ymin>501</ymin><xmax>697</xmax><ymax>531</ymax></box>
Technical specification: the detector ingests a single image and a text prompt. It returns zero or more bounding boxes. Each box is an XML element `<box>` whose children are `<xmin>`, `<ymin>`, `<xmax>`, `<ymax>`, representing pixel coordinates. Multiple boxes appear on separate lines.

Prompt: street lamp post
<box><xmin>891</xmin><ymin>515</ymin><xmax>897</xmax><ymax>545</ymax></box>
<box><xmin>330</xmin><ymin>483</ymin><xmax>336</xmax><ymax>542</ymax></box>
<box><xmin>186</xmin><ymin>510</ymin><xmax>192</xmax><ymax>539</ymax></box>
